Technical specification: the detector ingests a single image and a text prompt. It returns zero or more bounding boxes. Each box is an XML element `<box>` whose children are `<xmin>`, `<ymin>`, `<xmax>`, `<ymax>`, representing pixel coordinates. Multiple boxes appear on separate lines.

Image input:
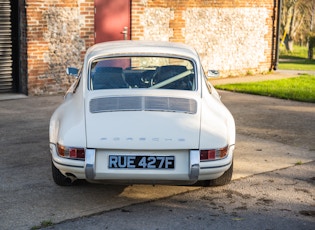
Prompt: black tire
<box><xmin>205</xmin><ymin>161</ymin><xmax>233</xmax><ymax>187</ymax></box>
<box><xmin>51</xmin><ymin>162</ymin><xmax>73</xmax><ymax>186</ymax></box>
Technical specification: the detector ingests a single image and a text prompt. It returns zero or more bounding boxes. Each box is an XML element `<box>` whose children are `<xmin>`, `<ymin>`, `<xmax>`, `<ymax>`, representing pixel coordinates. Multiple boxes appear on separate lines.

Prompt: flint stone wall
<box><xmin>40</xmin><ymin>7</ymin><xmax>85</xmax><ymax>94</ymax></box>
<box><xmin>141</xmin><ymin>8</ymin><xmax>174</xmax><ymax>41</ymax></box>
<box><xmin>185</xmin><ymin>8</ymin><xmax>269</xmax><ymax>74</ymax></box>
<box><xmin>138</xmin><ymin>7</ymin><xmax>270</xmax><ymax>76</ymax></box>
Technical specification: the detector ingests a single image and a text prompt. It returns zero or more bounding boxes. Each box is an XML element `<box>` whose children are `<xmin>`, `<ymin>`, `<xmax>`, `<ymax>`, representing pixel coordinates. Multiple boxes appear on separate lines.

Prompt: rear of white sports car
<box><xmin>49</xmin><ymin>41</ymin><xmax>235</xmax><ymax>186</ymax></box>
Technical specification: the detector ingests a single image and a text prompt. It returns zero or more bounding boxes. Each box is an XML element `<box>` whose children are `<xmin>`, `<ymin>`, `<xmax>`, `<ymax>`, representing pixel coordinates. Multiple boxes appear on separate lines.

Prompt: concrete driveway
<box><xmin>0</xmin><ymin>90</ymin><xmax>314</xmax><ymax>229</ymax></box>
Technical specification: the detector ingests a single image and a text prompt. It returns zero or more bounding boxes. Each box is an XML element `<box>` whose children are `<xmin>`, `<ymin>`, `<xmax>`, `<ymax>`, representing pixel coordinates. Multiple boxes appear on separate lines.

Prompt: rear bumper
<box><xmin>85</xmin><ymin>149</ymin><xmax>200</xmax><ymax>182</ymax></box>
<box><xmin>50</xmin><ymin>144</ymin><xmax>234</xmax><ymax>183</ymax></box>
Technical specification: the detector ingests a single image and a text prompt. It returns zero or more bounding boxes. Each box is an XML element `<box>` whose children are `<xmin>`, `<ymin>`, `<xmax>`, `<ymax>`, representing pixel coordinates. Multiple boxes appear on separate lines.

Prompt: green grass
<box><xmin>215</xmin><ymin>45</ymin><xmax>315</xmax><ymax>102</ymax></box>
<box><xmin>279</xmin><ymin>45</ymin><xmax>315</xmax><ymax>70</ymax></box>
<box><xmin>278</xmin><ymin>60</ymin><xmax>315</xmax><ymax>71</ymax></box>
<box><xmin>31</xmin><ymin>220</ymin><xmax>53</xmax><ymax>230</ymax></box>
<box><xmin>295</xmin><ymin>161</ymin><xmax>303</xmax><ymax>165</ymax></box>
<box><xmin>279</xmin><ymin>45</ymin><xmax>309</xmax><ymax>59</ymax></box>
<box><xmin>215</xmin><ymin>75</ymin><xmax>315</xmax><ymax>103</ymax></box>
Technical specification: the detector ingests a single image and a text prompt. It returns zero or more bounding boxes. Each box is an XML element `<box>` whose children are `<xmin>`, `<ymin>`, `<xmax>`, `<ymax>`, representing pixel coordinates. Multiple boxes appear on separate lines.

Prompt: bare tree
<box><xmin>281</xmin><ymin>0</ymin><xmax>314</xmax><ymax>52</ymax></box>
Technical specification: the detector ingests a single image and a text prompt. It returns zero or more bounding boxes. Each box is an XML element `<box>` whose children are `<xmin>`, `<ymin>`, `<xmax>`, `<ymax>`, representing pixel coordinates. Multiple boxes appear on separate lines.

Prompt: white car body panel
<box><xmin>84</xmin><ymin>90</ymin><xmax>201</xmax><ymax>150</ymax></box>
<box><xmin>49</xmin><ymin>40</ymin><xmax>235</xmax><ymax>186</ymax></box>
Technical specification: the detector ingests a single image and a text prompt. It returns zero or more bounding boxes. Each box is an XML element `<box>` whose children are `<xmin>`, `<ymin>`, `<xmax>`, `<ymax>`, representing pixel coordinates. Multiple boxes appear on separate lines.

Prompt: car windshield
<box><xmin>89</xmin><ymin>56</ymin><xmax>196</xmax><ymax>91</ymax></box>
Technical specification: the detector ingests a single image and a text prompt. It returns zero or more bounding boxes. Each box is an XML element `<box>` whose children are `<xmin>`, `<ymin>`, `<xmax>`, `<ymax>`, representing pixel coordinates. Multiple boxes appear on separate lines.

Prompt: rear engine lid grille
<box><xmin>90</xmin><ymin>96</ymin><xmax>197</xmax><ymax>114</ymax></box>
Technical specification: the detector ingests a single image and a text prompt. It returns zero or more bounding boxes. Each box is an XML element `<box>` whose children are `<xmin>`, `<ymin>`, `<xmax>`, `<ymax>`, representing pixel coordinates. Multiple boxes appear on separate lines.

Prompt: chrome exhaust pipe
<box><xmin>65</xmin><ymin>174</ymin><xmax>77</xmax><ymax>184</ymax></box>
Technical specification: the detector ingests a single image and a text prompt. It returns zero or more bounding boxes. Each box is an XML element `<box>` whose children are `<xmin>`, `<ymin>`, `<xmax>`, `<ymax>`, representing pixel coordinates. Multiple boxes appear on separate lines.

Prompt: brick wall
<box><xmin>26</xmin><ymin>0</ymin><xmax>276</xmax><ymax>95</ymax></box>
<box><xmin>26</xmin><ymin>0</ymin><xmax>94</xmax><ymax>95</ymax></box>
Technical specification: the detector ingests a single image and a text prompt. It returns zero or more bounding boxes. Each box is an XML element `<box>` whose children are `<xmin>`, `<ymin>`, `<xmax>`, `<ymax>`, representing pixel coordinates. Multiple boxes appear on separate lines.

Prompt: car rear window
<box><xmin>89</xmin><ymin>56</ymin><xmax>196</xmax><ymax>91</ymax></box>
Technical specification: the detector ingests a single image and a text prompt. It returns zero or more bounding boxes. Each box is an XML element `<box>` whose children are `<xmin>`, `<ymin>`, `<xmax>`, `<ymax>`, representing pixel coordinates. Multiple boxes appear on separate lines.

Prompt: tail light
<box><xmin>57</xmin><ymin>144</ymin><xmax>85</xmax><ymax>160</ymax></box>
<box><xmin>200</xmin><ymin>145</ymin><xmax>229</xmax><ymax>161</ymax></box>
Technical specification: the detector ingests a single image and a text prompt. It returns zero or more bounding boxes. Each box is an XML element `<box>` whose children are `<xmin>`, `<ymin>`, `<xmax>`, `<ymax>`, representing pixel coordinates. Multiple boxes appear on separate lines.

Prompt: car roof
<box><xmin>85</xmin><ymin>40</ymin><xmax>199</xmax><ymax>61</ymax></box>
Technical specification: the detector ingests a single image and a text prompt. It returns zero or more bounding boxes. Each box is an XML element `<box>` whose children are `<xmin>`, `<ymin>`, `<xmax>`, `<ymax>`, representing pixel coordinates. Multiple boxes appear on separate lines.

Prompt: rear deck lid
<box><xmin>84</xmin><ymin>93</ymin><xmax>201</xmax><ymax>150</ymax></box>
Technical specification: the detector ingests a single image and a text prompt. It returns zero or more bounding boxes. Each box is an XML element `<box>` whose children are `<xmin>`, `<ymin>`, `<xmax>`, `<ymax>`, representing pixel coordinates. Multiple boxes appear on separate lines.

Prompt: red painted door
<box><xmin>94</xmin><ymin>0</ymin><xmax>131</xmax><ymax>43</ymax></box>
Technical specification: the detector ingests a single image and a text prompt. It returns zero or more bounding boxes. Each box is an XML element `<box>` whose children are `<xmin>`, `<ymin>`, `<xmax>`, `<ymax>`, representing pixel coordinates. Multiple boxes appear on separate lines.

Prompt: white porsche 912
<box><xmin>49</xmin><ymin>40</ymin><xmax>235</xmax><ymax>186</ymax></box>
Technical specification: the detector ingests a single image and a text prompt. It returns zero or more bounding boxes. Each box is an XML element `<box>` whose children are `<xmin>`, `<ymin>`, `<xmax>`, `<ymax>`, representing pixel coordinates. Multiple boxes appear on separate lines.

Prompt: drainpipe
<box><xmin>273</xmin><ymin>0</ymin><xmax>282</xmax><ymax>70</ymax></box>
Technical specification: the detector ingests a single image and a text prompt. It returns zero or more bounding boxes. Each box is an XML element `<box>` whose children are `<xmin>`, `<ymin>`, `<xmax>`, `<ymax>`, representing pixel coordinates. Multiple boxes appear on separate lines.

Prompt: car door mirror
<box><xmin>66</xmin><ymin>67</ymin><xmax>79</xmax><ymax>77</ymax></box>
<box><xmin>207</xmin><ymin>70</ymin><xmax>220</xmax><ymax>78</ymax></box>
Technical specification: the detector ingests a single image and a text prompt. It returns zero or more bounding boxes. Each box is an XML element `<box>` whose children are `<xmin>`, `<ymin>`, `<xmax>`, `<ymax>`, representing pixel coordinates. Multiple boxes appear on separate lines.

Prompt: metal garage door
<box><xmin>0</xmin><ymin>0</ymin><xmax>13</xmax><ymax>93</ymax></box>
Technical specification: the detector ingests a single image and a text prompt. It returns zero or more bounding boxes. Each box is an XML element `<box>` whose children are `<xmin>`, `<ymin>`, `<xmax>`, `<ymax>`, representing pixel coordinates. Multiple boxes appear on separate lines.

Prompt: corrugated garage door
<box><xmin>0</xmin><ymin>0</ymin><xmax>13</xmax><ymax>93</ymax></box>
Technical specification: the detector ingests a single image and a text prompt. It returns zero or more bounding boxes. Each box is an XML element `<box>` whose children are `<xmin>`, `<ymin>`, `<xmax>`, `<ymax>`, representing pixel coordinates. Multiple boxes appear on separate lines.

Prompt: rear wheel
<box><xmin>51</xmin><ymin>162</ymin><xmax>73</xmax><ymax>186</ymax></box>
<box><xmin>205</xmin><ymin>161</ymin><xmax>233</xmax><ymax>187</ymax></box>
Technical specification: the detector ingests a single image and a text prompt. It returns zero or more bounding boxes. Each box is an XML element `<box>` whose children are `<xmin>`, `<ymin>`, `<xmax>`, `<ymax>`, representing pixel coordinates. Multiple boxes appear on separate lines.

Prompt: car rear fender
<box><xmin>199</xmin><ymin>93</ymin><xmax>235</xmax><ymax>149</ymax></box>
<box><xmin>49</xmin><ymin>89</ymin><xmax>86</xmax><ymax>148</ymax></box>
